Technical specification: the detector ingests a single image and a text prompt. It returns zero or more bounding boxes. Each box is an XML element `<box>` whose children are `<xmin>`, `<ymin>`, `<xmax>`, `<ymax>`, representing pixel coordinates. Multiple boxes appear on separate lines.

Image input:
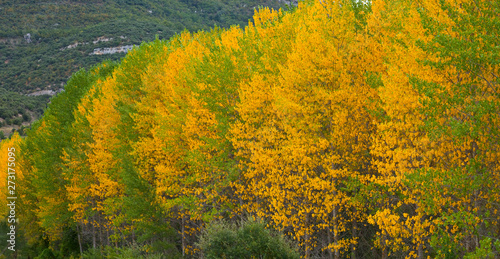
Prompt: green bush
<box><xmin>82</xmin><ymin>244</ymin><xmax>169</xmax><ymax>259</ymax></box>
<box><xmin>464</xmin><ymin>238</ymin><xmax>500</xmax><ymax>259</ymax></box>
<box><xmin>198</xmin><ymin>219</ymin><xmax>300</xmax><ymax>259</ymax></box>
<box><xmin>13</xmin><ymin>117</ymin><xmax>22</xmax><ymax>126</ymax></box>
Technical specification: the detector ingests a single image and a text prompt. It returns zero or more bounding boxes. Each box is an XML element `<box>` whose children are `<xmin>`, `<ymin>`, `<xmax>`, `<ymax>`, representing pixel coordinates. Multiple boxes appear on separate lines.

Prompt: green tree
<box><xmin>20</xmin><ymin>62</ymin><xmax>116</xmax><ymax>255</ymax></box>
<box><xmin>410</xmin><ymin>0</ymin><xmax>500</xmax><ymax>257</ymax></box>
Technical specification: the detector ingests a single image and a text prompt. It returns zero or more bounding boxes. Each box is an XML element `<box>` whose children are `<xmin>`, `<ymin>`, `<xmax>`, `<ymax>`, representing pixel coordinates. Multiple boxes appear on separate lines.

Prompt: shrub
<box><xmin>198</xmin><ymin>219</ymin><xmax>300</xmax><ymax>259</ymax></box>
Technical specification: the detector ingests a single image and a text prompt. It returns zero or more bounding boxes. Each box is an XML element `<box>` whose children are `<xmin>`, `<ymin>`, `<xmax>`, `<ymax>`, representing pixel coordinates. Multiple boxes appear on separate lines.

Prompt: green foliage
<box><xmin>36</xmin><ymin>248</ymin><xmax>58</xmax><ymax>259</ymax></box>
<box><xmin>8</xmin><ymin>0</ymin><xmax>500</xmax><ymax>258</ymax></box>
<box><xmin>82</xmin><ymin>244</ymin><xmax>172</xmax><ymax>259</ymax></box>
<box><xmin>415</xmin><ymin>0</ymin><xmax>500</xmax><ymax>141</ymax></box>
<box><xmin>198</xmin><ymin>219</ymin><xmax>300</xmax><ymax>259</ymax></box>
<box><xmin>20</xmin><ymin>61</ymin><xmax>118</xmax><ymax>254</ymax></box>
<box><xmin>0</xmin><ymin>89</ymin><xmax>49</xmax><ymax>122</ymax></box>
<box><xmin>0</xmin><ymin>0</ymin><xmax>287</xmax><ymax>94</ymax></box>
<box><xmin>464</xmin><ymin>238</ymin><xmax>500</xmax><ymax>259</ymax></box>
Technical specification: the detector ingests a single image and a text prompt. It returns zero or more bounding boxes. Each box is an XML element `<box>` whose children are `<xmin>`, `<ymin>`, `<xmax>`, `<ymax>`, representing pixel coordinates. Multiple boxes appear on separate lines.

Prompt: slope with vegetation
<box><xmin>1</xmin><ymin>0</ymin><xmax>499</xmax><ymax>258</ymax></box>
<box><xmin>0</xmin><ymin>0</ymin><xmax>287</xmax><ymax>135</ymax></box>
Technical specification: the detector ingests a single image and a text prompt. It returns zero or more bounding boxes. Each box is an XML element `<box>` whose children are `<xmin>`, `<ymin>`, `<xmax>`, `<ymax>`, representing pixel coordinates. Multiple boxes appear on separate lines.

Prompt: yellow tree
<box><xmin>232</xmin><ymin>1</ymin><xmax>378</xmax><ymax>257</ymax></box>
<box><xmin>364</xmin><ymin>0</ymin><xmax>445</xmax><ymax>257</ymax></box>
<box><xmin>133</xmin><ymin>32</ymin><xmax>213</xmax><ymax>255</ymax></box>
<box><xmin>135</xmin><ymin>27</ymin><xmax>248</xmax><ymax>255</ymax></box>
<box><xmin>56</xmin><ymin>62</ymin><xmax>122</xmax><ymax>250</ymax></box>
<box><xmin>366</xmin><ymin>0</ymin><xmax>500</xmax><ymax>257</ymax></box>
<box><xmin>403</xmin><ymin>0</ymin><xmax>500</xmax><ymax>257</ymax></box>
<box><xmin>63</xmin><ymin>73</ymin><xmax>124</xmax><ymax>249</ymax></box>
<box><xmin>0</xmin><ymin>133</ymin><xmax>24</xmax><ymax>218</ymax></box>
<box><xmin>11</xmin><ymin>65</ymin><xmax>115</xmax><ymax>256</ymax></box>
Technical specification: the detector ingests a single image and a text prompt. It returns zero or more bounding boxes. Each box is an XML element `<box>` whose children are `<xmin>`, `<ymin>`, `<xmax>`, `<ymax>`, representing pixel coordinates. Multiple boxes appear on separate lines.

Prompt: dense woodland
<box><xmin>1</xmin><ymin>0</ymin><xmax>500</xmax><ymax>258</ymax></box>
<box><xmin>0</xmin><ymin>0</ymin><xmax>286</xmax><ymax>126</ymax></box>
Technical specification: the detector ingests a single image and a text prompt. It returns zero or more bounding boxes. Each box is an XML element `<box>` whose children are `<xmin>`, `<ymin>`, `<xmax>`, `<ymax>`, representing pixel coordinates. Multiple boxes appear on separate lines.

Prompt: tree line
<box><xmin>1</xmin><ymin>0</ymin><xmax>499</xmax><ymax>258</ymax></box>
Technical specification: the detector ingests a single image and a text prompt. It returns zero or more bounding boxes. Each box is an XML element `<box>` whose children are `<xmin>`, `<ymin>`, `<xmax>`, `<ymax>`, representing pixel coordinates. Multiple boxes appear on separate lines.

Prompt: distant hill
<box><xmin>0</xmin><ymin>0</ymin><xmax>287</xmax><ymax>136</ymax></box>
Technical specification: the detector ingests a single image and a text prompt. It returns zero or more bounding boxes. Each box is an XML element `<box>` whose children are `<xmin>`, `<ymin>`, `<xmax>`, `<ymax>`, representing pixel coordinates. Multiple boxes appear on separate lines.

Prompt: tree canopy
<box><xmin>1</xmin><ymin>0</ymin><xmax>499</xmax><ymax>258</ymax></box>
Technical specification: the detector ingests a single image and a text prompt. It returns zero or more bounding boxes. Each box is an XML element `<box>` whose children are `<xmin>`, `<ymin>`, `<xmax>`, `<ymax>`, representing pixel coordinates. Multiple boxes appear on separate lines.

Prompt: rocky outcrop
<box><xmin>24</xmin><ymin>33</ymin><xmax>32</xmax><ymax>43</ymax></box>
<box><xmin>90</xmin><ymin>45</ymin><xmax>134</xmax><ymax>55</ymax></box>
<box><xmin>60</xmin><ymin>36</ymin><xmax>132</xmax><ymax>55</ymax></box>
<box><xmin>278</xmin><ymin>0</ymin><xmax>299</xmax><ymax>6</ymax></box>
<box><xmin>26</xmin><ymin>89</ymin><xmax>63</xmax><ymax>96</ymax></box>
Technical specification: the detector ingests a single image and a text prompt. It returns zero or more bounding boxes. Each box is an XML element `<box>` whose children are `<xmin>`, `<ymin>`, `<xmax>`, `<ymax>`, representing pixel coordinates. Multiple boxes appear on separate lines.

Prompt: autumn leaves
<box><xmin>1</xmin><ymin>0</ymin><xmax>499</xmax><ymax>258</ymax></box>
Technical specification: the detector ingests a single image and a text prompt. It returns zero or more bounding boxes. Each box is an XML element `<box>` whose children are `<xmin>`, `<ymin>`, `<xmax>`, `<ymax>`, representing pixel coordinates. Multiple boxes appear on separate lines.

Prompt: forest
<box><xmin>0</xmin><ymin>0</ymin><xmax>499</xmax><ymax>258</ymax></box>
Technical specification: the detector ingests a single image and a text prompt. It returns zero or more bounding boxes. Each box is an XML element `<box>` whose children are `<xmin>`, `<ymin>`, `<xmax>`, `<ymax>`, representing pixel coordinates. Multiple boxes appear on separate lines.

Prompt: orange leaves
<box><xmin>0</xmin><ymin>134</ymin><xmax>23</xmax><ymax>218</ymax></box>
<box><xmin>252</xmin><ymin>7</ymin><xmax>282</xmax><ymax>29</ymax></box>
<box><xmin>364</xmin><ymin>0</ymin><xmax>500</xmax><ymax>257</ymax></box>
<box><xmin>217</xmin><ymin>26</ymin><xmax>243</xmax><ymax>51</ymax></box>
<box><xmin>230</xmin><ymin>1</ymin><xmax>380</xmax><ymax>257</ymax></box>
<box><xmin>11</xmin><ymin>0</ymin><xmax>500</xmax><ymax>257</ymax></box>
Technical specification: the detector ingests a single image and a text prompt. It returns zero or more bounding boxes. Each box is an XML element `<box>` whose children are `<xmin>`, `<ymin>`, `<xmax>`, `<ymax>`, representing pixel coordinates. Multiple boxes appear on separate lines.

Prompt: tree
<box><xmin>20</xmin><ymin>62</ymin><xmax>115</xmax><ymax>256</ymax></box>
<box><xmin>232</xmin><ymin>2</ymin><xmax>378</xmax><ymax>257</ymax></box>
<box><xmin>408</xmin><ymin>0</ymin><xmax>500</xmax><ymax>257</ymax></box>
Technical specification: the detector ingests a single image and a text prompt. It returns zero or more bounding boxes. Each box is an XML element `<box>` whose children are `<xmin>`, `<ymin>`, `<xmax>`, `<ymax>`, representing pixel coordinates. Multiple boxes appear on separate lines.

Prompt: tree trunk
<box><xmin>305</xmin><ymin>213</ymin><xmax>311</xmax><ymax>259</ymax></box>
<box><xmin>381</xmin><ymin>235</ymin><xmax>388</xmax><ymax>259</ymax></box>
<box><xmin>351</xmin><ymin>218</ymin><xmax>357</xmax><ymax>259</ymax></box>
<box><xmin>92</xmin><ymin>221</ymin><xmax>96</xmax><ymax>249</ymax></box>
<box><xmin>327</xmin><ymin>225</ymin><xmax>334</xmax><ymax>259</ymax></box>
<box><xmin>77</xmin><ymin>224</ymin><xmax>83</xmax><ymax>257</ymax></box>
<box><xmin>333</xmin><ymin>203</ymin><xmax>340</xmax><ymax>259</ymax></box>
<box><xmin>99</xmin><ymin>212</ymin><xmax>103</xmax><ymax>247</ymax></box>
<box><xmin>182</xmin><ymin>214</ymin><xmax>186</xmax><ymax>257</ymax></box>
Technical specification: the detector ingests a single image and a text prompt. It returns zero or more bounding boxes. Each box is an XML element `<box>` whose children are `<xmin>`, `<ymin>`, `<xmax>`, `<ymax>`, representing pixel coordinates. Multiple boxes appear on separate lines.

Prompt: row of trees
<box><xmin>1</xmin><ymin>0</ymin><xmax>499</xmax><ymax>258</ymax></box>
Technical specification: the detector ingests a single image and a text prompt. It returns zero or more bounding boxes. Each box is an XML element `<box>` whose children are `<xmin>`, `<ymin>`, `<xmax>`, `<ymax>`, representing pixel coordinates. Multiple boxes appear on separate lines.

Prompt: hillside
<box><xmin>0</xmin><ymin>0</ymin><xmax>288</xmax><ymax>136</ymax></box>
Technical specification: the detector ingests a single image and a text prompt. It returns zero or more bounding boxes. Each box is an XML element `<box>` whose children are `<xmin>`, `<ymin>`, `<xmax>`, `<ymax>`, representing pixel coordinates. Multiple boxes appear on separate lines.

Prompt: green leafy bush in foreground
<box><xmin>198</xmin><ymin>219</ymin><xmax>300</xmax><ymax>259</ymax></box>
<box><xmin>82</xmin><ymin>243</ymin><xmax>175</xmax><ymax>259</ymax></box>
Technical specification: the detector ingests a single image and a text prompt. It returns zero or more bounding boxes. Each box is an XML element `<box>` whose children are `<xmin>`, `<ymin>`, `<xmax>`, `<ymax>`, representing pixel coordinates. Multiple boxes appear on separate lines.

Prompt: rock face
<box><xmin>60</xmin><ymin>41</ymin><xmax>88</xmax><ymax>51</ymax></box>
<box><xmin>90</xmin><ymin>45</ymin><xmax>134</xmax><ymax>55</ymax></box>
<box><xmin>27</xmin><ymin>89</ymin><xmax>63</xmax><ymax>96</ymax></box>
<box><xmin>60</xmin><ymin>36</ymin><xmax>131</xmax><ymax>54</ymax></box>
<box><xmin>92</xmin><ymin>36</ymin><xmax>113</xmax><ymax>44</ymax></box>
<box><xmin>278</xmin><ymin>0</ymin><xmax>298</xmax><ymax>5</ymax></box>
<box><xmin>24</xmin><ymin>33</ymin><xmax>31</xmax><ymax>43</ymax></box>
